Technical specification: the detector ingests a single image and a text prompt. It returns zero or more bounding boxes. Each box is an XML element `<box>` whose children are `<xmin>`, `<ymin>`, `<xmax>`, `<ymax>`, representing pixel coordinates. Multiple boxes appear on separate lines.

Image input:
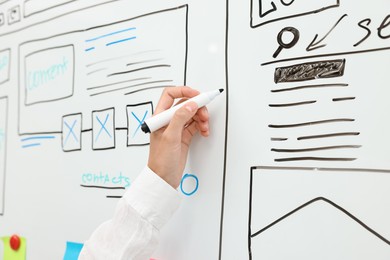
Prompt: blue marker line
<box><xmin>85</xmin><ymin>47</ymin><xmax>95</xmax><ymax>52</ymax></box>
<box><xmin>131</xmin><ymin>111</ymin><xmax>148</xmax><ymax>138</ymax></box>
<box><xmin>85</xmin><ymin>27</ymin><xmax>136</xmax><ymax>42</ymax></box>
<box><xmin>22</xmin><ymin>143</ymin><xmax>41</xmax><ymax>148</ymax></box>
<box><xmin>21</xmin><ymin>136</ymin><xmax>55</xmax><ymax>142</ymax></box>
<box><xmin>180</xmin><ymin>174</ymin><xmax>199</xmax><ymax>196</ymax></box>
<box><xmin>106</xmin><ymin>36</ymin><xmax>136</xmax><ymax>46</ymax></box>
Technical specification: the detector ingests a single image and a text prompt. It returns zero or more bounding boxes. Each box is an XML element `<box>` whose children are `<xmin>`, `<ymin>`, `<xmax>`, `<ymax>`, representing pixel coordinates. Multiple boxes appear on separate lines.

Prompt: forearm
<box><xmin>79</xmin><ymin>167</ymin><xmax>181</xmax><ymax>260</ymax></box>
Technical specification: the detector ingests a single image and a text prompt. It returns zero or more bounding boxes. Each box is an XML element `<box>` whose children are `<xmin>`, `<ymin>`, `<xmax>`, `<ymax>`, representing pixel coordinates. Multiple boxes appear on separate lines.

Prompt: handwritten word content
<box><xmin>27</xmin><ymin>57</ymin><xmax>69</xmax><ymax>91</ymax></box>
<box><xmin>24</xmin><ymin>45</ymin><xmax>74</xmax><ymax>105</ymax></box>
<box><xmin>81</xmin><ymin>171</ymin><xmax>130</xmax><ymax>188</ymax></box>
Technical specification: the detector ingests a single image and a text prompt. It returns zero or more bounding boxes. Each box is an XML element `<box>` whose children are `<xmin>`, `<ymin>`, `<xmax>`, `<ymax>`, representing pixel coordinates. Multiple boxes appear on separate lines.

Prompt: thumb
<box><xmin>165</xmin><ymin>101</ymin><xmax>198</xmax><ymax>135</ymax></box>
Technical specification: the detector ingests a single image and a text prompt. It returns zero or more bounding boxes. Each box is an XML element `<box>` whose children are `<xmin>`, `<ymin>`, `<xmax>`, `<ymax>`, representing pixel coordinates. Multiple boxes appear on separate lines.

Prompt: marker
<box><xmin>141</xmin><ymin>89</ymin><xmax>224</xmax><ymax>133</ymax></box>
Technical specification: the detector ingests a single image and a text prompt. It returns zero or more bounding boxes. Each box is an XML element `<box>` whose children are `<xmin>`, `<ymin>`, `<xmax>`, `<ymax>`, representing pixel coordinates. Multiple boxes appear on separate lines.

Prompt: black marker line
<box><xmin>106</xmin><ymin>196</ymin><xmax>122</xmax><ymax>199</ymax></box>
<box><xmin>127</xmin><ymin>58</ymin><xmax>163</xmax><ymax>66</ymax></box>
<box><xmin>250</xmin><ymin>0</ymin><xmax>340</xmax><ymax>28</ymax></box>
<box><xmin>275</xmin><ymin>157</ymin><xmax>356</xmax><ymax>162</ymax></box>
<box><xmin>81</xmin><ymin>129</ymin><xmax>92</xmax><ymax>133</ymax></box>
<box><xmin>86</xmin><ymin>68</ymin><xmax>107</xmax><ymax>76</ymax></box>
<box><xmin>87</xmin><ymin>77</ymin><xmax>151</xmax><ymax>90</ymax></box>
<box><xmin>271</xmin><ymin>83</ymin><xmax>348</xmax><ymax>93</ymax></box>
<box><xmin>269</xmin><ymin>118</ymin><xmax>355</xmax><ymax>128</ymax></box>
<box><xmin>269</xmin><ymin>100</ymin><xmax>316</xmax><ymax>107</ymax></box>
<box><xmin>90</xmin><ymin>80</ymin><xmax>173</xmax><ymax>97</ymax></box>
<box><xmin>306</xmin><ymin>14</ymin><xmax>348</xmax><ymax>51</ymax></box>
<box><xmin>253</xmin><ymin>165</ymin><xmax>390</xmax><ymax>174</ymax></box>
<box><xmin>80</xmin><ymin>185</ymin><xmax>125</xmax><ymax>190</ymax></box>
<box><xmin>219</xmin><ymin>0</ymin><xmax>229</xmax><ymax>258</ymax></box>
<box><xmin>107</xmin><ymin>64</ymin><xmax>171</xmax><ymax>77</ymax></box>
<box><xmin>262</xmin><ymin>46</ymin><xmax>390</xmax><ymax>66</ymax></box>
<box><xmin>24</xmin><ymin>0</ymin><xmax>77</xmax><ymax>18</ymax></box>
<box><xmin>333</xmin><ymin>97</ymin><xmax>356</xmax><ymax>102</ymax></box>
<box><xmin>250</xmin><ymin>197</ymin><xmax>390</xmax><ymax>245</ymax></box>
<box><xmin>271</xmin><ymin>138</ymin><xmax>288</xmax><ymax>141</ymax></box>
<box><xmin>86</xmin><ymin>50</ymin><xmax>161</xmax><ymax>67</ymax></box>
<box><xmin>115</xmin><ymin>127</ymin><xmax>128</xmax><ymax>131</ymax></box>
<box><xmin>271</xmin><ymin>145</ymin><xmax>361</xmax><ymax>153</ymax></box>
<box><xmin>124</xmin><ymin>85</ymin><xmax>173</xmax><ymax>95</ymax></box>
<box><xmin>298</xmin><ymin>132</ymin><xmax>360</xmax><ymax>140</ymax></box>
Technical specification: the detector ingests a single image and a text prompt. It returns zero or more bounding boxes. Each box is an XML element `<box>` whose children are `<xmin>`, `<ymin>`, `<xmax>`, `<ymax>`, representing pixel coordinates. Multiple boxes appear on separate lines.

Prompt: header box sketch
<box><xmin>24</xmin><ymin>0</ymin><xmax>76</xmax><ymax>17</ymax></box>
<box><xmin>251</xmin><ymin>0</ymin><xmax>340</xmax><ymax>28</ymax></box>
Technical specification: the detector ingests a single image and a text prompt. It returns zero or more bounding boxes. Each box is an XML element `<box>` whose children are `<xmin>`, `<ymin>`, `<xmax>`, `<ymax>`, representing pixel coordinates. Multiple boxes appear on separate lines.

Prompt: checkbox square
<box><xmin>62</xmin><ymin>113</ymin><xmax>82</xmax><ymax>152</ymax></box>
<box><xmin>127</xmin><ymin>102</ymin><xmax>153</xmax><ymax>146</ymax></box>
<box><xmin>92</xmin><ymin>108</ymin><xmax>115</xmax><ymax>150</ymax></box>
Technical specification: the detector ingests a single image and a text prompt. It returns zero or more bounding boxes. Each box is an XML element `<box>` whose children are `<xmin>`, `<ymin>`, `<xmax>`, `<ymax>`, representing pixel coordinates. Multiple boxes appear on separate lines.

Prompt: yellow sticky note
<box><xmin>1</xmin><ymin>236</ymin><xmax>26</xmax><ymax>260</ymax></box>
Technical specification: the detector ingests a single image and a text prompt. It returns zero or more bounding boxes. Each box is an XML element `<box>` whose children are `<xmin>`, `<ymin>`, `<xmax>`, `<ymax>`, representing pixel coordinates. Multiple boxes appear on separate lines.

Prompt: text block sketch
<box><xmin>249</xmin><ymin>167</ymin><xmax>390</xmax><ymax>260</ymax></box>
<box><xmin>62</xmin><ymin>113</ymin><xmax>82</xmax><ymax>152</ymax></box>
<box><xmin>0</xmin><ymin>49</ymin><xmax>10</xmax><ymax>85</ymax></box>
<box><xmin>92</xmin><ymin>108</ymin><xmax>115</xmax><ymax>150</ymax></box>
<box><xmin>126</xmin><ymin>102</ymin><xmax>153</xmax><ymax>146</ymax></box>
<box><xmin>251</xmin><ymin>0</ymin><xmax>339</xmax><ymax>28</ymax></box>
<box><xmin>24</xmin><ymin>45</ymin><xmax>74</xmax><ymax>105</ymax></box>
<box><xmin>0</xmin><ymin>97</ymin><xmax>8</xmax><ymax>215</ymax></box>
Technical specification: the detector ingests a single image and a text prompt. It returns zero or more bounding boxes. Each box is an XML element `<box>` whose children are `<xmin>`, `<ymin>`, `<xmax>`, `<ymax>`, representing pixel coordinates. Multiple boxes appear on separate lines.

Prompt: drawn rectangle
<box><xmin>62</xmin><ymin>113</ymin><xmax>82</xmax><ymax>152</ymax></box>
<box><xmin>274</xmin><ymin>59</ymin><xmax>345</xmax><ymax>83</ymax></box>
<box><xmin>251</xmin><ymin>0</ymin><xmax>339</xmax><ymax>28</ymax></box>
<box><xmin>126</xmin><ymin>102</ymin><xmax>153</xmax><ymax>146</ymax></box>
<box><xmin>24</xmin><ymin>0</ymin><xmax>76</xmax><ymax>17</ymax></box>
<box><xmin>92</xmin><ymin>108</ymin><xmax>115</xmax><ymax>150</ymax></box>
<box><xmin>18</xmin><ymin>6</ymin><xmax>187</xmax><ymax>135</ymax></box>
<box><xmin>24</xmin><ymin>45</ymin><xmax>74</xmax><ymax>105</ymax></box>
<box><xmin>0</xmin><ymin>96</ymin><xmax>8</xmax><ymax>215</ymax></box>
<box><xmin>249</xmin><ymin>166</ymin><xmax>390</xmax><ymax>260</ymax></box>
<box><xmin>0</xmin><ymin>49</ymin><xmax>10</xmax><ymax>84</ymax></box>
<box><xmin>8</xmin><ymin>5</ymin><xmax>21</xmax><ymax>25</ymax></box>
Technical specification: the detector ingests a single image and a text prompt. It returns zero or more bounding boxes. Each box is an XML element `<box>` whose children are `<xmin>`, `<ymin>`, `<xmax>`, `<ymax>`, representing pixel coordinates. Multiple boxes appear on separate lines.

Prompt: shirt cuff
<box><xmin>123</xmin><ymin>166</ymin><xmax>182</xmax><ymax>230</ymax></box>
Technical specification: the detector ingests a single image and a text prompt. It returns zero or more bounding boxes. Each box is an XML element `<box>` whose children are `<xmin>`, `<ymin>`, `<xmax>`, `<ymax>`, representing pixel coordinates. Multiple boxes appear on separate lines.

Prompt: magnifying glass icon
<box><xmin>273</xmin><ymin>27</ymin><xmax>300</xmax><ymax>58</ymax></box>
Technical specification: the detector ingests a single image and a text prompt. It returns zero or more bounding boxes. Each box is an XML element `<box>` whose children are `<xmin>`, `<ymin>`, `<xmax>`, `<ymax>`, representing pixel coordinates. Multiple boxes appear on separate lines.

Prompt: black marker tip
<box><xmin>141</xmin><ymin>123</ymin><xmax>150</xmax><ymax>134</ymax></box>
<box><xmin>219</xmin><ymin>88</ymin><xmax>224</xmax><ymax>93</ymax></box>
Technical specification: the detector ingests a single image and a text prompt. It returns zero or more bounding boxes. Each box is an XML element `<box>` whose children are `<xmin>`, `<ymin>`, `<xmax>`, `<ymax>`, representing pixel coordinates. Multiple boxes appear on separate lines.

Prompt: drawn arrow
<box><xmin>306</xmin><ymin>14</ymin><xmax>348</xmax><ymax>52</ymax></box>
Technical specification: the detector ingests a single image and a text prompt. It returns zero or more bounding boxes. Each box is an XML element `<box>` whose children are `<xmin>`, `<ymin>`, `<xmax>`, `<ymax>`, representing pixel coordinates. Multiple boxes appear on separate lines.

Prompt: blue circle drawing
<box><xmin>180</xmin><ymin>174</ymin><xmax>199</xmax><ymax>196</ymax></box>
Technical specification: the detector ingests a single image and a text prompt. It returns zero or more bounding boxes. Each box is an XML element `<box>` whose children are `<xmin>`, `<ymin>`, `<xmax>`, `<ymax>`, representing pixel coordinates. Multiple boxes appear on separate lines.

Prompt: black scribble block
<box><xmin>274</xmin><ymin>59</ymin><xmax>346</xmax><ymax>83</ymax></box>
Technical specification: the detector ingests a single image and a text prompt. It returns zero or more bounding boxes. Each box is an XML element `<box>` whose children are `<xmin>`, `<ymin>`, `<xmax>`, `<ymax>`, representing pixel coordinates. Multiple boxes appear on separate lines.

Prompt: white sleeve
<box><xmin>79</xmin><ymin>167</ymin><xmax>182</xmax><ymax>260</ymax></box>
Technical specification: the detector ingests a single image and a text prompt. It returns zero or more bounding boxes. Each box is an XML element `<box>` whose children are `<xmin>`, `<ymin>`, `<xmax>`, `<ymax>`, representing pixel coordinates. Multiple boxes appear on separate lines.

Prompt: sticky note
<box><xmin>1</xmin><ymin>236</ymin><xmax>27</xmax><ymax>260</ymax></box>
<box><xmin>63</xmin><ymin>241</ymin><xmax>83</xmax><ymax>260</ymax></box>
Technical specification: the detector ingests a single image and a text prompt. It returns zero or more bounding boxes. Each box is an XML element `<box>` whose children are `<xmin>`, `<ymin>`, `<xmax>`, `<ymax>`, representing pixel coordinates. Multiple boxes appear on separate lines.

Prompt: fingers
<box><xmin>165</xmin><ymin>101</ymin><xmax>199</xmax><ymax>138</ymax></box>
<box><xmin>154</xmin><ymin>86</ymin><xmax>200</xmax><ymax>115</ymax></box>
<box><xmin>193</xmin><ymin>107</ymin><xmax>209</xmax><ymax>137</ymax></box>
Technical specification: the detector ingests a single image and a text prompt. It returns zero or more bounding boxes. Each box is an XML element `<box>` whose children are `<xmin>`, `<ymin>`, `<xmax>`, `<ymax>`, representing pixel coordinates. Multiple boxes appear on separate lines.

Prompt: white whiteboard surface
<box><xmin>0</xmin><ymin>0</ymin><xmax>389</xmax><ymax>259</ymax></box>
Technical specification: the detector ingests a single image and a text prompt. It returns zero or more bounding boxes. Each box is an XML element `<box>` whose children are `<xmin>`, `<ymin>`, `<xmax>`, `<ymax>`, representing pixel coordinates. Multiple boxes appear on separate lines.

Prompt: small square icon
<box><xmin>62</xmin><ymin>113</ymin><xmax>82</xmax><ymax>152</ymax></box>
<box><xmin>92</xmin><ymin>108</ymin><xmax>115</xmax><ymax>150</ymax></box>
<box><xmin>8</xmin><ymin>6</ymin><xmax>21</xmax><ymax>25</ymax></box>
<box><xmin>127</xmin><ymin>102</ymin><xmax>153</xmax><ymax>146</ymax></box>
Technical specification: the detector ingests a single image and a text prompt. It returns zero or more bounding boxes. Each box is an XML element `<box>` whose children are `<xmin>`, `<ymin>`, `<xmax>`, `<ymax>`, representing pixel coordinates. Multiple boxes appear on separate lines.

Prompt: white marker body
<box><xmin>144</xmin><ymin>89</ymin><xmax>222</xmax><ymax>133</ymax></box>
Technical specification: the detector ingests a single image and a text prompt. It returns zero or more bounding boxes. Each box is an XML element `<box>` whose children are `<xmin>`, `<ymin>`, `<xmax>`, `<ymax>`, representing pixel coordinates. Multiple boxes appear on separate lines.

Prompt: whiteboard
<box><xmin>0</xmin><ymin>0</ymin><xmax>389</xmax><ymax>259</ymax></box>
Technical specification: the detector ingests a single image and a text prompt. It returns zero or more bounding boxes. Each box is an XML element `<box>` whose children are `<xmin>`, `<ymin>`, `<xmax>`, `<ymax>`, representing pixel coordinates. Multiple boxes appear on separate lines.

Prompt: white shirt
<box><xmin>79</xmin><ymin>167</ymin><xmax>182</xmax><ymax>260</ymax></box>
